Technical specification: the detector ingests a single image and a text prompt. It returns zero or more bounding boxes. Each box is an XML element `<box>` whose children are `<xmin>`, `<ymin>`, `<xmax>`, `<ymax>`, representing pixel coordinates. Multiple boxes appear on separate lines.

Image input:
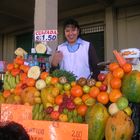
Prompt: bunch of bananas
<box><xmin>32</xmin><ymin>103</ymin><xmax>46</xmax><ymax>120</ymax></box>
<box><xmin>3</xmin><ymin>72</ymin><xmax>20</xmax><ymax>90</ymax></box>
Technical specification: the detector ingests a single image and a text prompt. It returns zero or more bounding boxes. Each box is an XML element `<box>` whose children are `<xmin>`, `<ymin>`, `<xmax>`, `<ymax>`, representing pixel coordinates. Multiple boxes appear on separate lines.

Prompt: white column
<box><xmin>105</xmin><ymin>6</ymin><xmax>117</xmax><ymax>61</ymax></box>
<box><xmin>34</xmin><ymin>0</ymin><xmax>58</xmax><ymax>60</ymax></box>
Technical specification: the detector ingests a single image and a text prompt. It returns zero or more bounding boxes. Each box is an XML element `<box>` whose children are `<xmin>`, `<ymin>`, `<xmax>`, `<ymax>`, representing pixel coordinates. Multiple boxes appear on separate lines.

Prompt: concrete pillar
<box><xmin>34</xmin><ymin>0</ymin><xmax>58</xmax><ymax>60</ymax></box>
<box><xmin>105</xmin><ymin>7</ymin><xmax>118</xmax><ymax>61</ymax></box>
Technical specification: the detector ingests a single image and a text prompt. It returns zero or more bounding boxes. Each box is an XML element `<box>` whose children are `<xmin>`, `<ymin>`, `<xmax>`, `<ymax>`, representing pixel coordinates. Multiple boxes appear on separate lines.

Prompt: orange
<box><xmin>14</xmin><ymin>87</ymin><xmax>23</xmax><ymax>95</ymax></box>
<box><xmin>71</xmin><ymin>85</ymin><xmax>83</xmax><ymax>97</ymax></box>
<box><xmin>109</xmin><ymin>62</ymin><xmax>120</xmax><ymax>72</ymax></box>
<box><xmin>89</xmin><ymin>86</ymin><xmax>100</xmax><ymax>98</ymax></box>
<box><xmin>81</xmin><ymin>94</ymin><xmax>90</xmax><ymax>102</ymax></box>
<box><xmin>6</xmin><ymin>63</ymin><xmax>14</xmax><ymax>72</ymax></box>
<box><xmin>3</xmin><ymin>90</ymin><xmax>11</xmax><ymax>98</ymax></box>
<box><xmin>55</xmin><ymin>95</ymin><xmax>63</xmax><ymax>105</ymax></box>
<box><xmin>122</xmin><ymin>63</ymin><xmax>132</xmax><ymax>73</ymax></box>
<box><xmin>77</xmin><ymin>104</ymin><xmax>88</xmax><ymax>116</ymax></box>
<box><xmin>97</xmin><ymin>91</ymin><xmax>109</xmax><ymax>104</ymax></box>
<box><xmin>110</xmin><ymin>77</ymin><xmax>122</xmax><ymax>89</ymax></box>
<box><xmin>112</xmin><ymin>67</ymin><xmax>124</xmax><ymax>79</ymax></box>
<box><xmin>109</xmin><ymin>89</ymin><xmax>122</xmax><ymax>102</ymax></box>
<box><xmin>71</xmin><ymin>81</ymin><xmax>77</xmax><ymax>87</ymax></box>
<box><xmin>40</xmin><ymin>71</ymin><xmax>49</xmax><ymax>80</ymax></box>
<box><xmin>95</xmin><ymin>81</ymin><xmax>102</xmax><ymax>87</ymax></box>
<box><xmin>51</xmin><ymin>77</ymin><xmax>59</xmax><ymax>84</ymax></box>
<box><xmin>26</xmin><ymin>78</ymin><xmax>36</xmax><ymax>87</ymax></box>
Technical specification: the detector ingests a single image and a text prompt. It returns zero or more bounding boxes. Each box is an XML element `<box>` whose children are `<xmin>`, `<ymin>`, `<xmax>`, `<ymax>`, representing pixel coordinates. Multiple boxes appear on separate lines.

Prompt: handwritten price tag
<box><xmin>0</xmin><ymin>104</ymin><xmax>32</xmax><ymax>122</ymax></box>
<box><xmin>34</xmin><ymin>30</ymin><xmax>57</xmax><ymax>42</ymax></box>
<box><xmin>21</xmin><ymin>120</ymin><xmax>88</xmax><ymax>140</ymax></box>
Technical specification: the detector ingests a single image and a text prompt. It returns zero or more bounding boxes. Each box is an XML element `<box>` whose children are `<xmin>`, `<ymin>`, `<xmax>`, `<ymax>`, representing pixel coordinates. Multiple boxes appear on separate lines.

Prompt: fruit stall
<box><xmin>0</xmin><ymin>46</ymin><xmax>140</xmax><ymax>140</ymax></box>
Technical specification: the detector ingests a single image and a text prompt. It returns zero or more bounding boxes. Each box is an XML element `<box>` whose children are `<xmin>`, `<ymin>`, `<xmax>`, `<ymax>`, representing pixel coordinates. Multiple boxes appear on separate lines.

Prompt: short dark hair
<box><xmin>0</xmin><ymin>121</ymin><xmax>29</xmax><ymax>140</ymax></box>
<box><xmin>63</xmin><ymin>17</ymin><xmax>80</xmax><ymax>30</ymax></box>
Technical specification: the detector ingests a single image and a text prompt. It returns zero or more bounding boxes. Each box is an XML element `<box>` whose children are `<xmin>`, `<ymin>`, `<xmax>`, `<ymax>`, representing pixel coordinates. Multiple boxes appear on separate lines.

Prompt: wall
<box><xmin>117</xmin><ymin>5</ymin><xmax>140</xmax><ymax>50</ymax></box>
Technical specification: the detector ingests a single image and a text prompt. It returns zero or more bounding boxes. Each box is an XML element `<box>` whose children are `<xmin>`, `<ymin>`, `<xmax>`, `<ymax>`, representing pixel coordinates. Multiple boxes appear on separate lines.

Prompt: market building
<box><xmin>0</xmin><ymin>0</ymin><xmax>140</xmax><ymax>63</ymax></box>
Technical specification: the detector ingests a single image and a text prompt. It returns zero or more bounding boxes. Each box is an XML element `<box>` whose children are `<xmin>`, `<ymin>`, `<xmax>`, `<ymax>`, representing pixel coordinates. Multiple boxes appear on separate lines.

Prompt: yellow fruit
<box><xmin>124</xmin><ymin>106</ymin><xmax>132</xmax><ymax>116</ymax></box>
<box><xmin>95</xmin><ymin>81</ymin><xmax>102</xmax><ymax>87</ymax></box>
<box><xmin>59</xmin><ymin>114</ymin><xmax>68</xmax><ymax>122</ymax></box>
<box><xmin>34</xmin><ymin>97</ymin><xmax>42</xmax><ymax>104</ymax></box>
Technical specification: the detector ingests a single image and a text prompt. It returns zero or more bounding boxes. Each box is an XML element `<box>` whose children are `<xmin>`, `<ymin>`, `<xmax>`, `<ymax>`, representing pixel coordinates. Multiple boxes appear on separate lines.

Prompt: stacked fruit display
<box><xmin>0</xmin><ymin>49</ymin><xmax>140</xmax><ymax>140</ymax></box>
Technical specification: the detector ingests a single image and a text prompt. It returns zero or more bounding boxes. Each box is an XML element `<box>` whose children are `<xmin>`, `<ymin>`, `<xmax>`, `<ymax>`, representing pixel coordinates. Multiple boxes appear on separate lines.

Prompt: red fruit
<box><xmin>97</xmin><ymin>73</ymin><xmax>106</xmax><ymax>82</ymax></box>
<box><xmin>99</xmin><ymin>84</ymin><xmax>108</xmax><ymax>91</ymax></box>
<box><xmin>50</xmin><ymin>111</ymin><xmax>60</xmax><ymax>120</ymax></box>
<box><xmin>11</xmin><ymin>68</ymin><xmax>20</xmax><ymax>77</ymax></box>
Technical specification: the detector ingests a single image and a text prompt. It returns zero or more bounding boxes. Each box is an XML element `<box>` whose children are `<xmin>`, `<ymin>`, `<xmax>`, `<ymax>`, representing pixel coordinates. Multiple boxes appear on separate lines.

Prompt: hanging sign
<box><xmin>34</xmin><ymin>30</ymin><xmax>57</xmax><ymax>42</ymax></box>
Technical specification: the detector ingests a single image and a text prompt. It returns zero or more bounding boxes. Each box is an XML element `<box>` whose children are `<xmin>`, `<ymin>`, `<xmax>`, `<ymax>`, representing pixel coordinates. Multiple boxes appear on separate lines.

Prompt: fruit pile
<box><xmin>0</xmin><ymin>50</ymin><xmax>139</xmax><ymax>139</ymax></box>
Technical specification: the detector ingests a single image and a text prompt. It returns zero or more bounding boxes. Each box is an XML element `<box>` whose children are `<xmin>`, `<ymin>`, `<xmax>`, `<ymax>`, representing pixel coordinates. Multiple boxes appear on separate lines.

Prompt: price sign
<box><xmin>34</xmin><ymin>30</ymin><xmax>57</xmax><ymax>42</ymax></box>
<box><xmin>0</xmin><ymin>104</ymin><xmax>32</xmax><ymax>122</ymax></box>
<box><xmin>21</xmin><ymin>120</ymin><xmax>88</xmax><ymax>140</ymax></box>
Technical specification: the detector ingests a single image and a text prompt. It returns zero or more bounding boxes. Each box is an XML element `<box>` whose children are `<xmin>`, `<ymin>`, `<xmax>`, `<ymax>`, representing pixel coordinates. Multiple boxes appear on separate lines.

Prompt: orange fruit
<box><xmin>20</xmin><ymin>65</ymin><xmax>30</xmax><ymax>73</ymax></box>
<box><xmin>71</xmin><ymin>81</ymin><xmax>77</xmax><ymax>87</ymax></box>
<box><xmin>89</xmin><ymin>86</ymin><xmax>100</xmax><ymax>98</ymax></box>
<box><xmin>55</xmin><ymin>95</ymin><xmax>63</xmax><ymax>105</ymax></box>
<box><xmin>3</xmin><ymin>90</ymin><xmax>11</xmax><ymax>98</ymax></box>
<box><xmin>110</xmin><ymin>77</ymin><xmax>122</xmax><ymax>89</ymax></box>
<box><xmin>20</xmin><ymin>72</ymin><xmax>27</xmax><ymax>81</ymax></box>
<box><xmin>112</xmin><ymin>67</ymin><xmax>124</xmax><ymax>79</ymax></box>
<box><xmin>97</xmin><ymin>91</ymin><xmax>109</xmax><ymax>104</ymax></box>
<box><xmin>26</xmin><ymin>78</ymin><xmax>36</xmax><ymax>87</ymax></box>
<box><xmin>82</xmin><ymin>94</ymin><xmax>90</xmax><ymax>102</ymax></box>
<box><xmin>109</xmin><ymin>89</ymin><xmax>122</xmax><ymax>102</ymax></box>
<box><xmin>122</xmin><ymin>63</ymin><xmax>132</xmax><ymax>73</ymax></box>
<box><xmin>77</xmin><ymin>104</ymin><xmax>88</xmax><ymax>116</ymax></box>
<box><xmin>95</xmin><ymin>81</ymin><xmax>102</xmax><ymax>87</ymax></box>
<box><xmin>71</xmin><ymin>85</ymin><xmax>83</xmax><ymax>97</ymax></box>
<box><xmin>40</xmin><ymin>72</ymin><xmax>49</xmax><ymax>80</ymax></box>
<box><xmin>109</xmin><ymin>62</ymin><xmax>120</xmax><ymax>72</ymax></box>
<box><xmin>14</xmin><ymin>87</ymin><xmax>23</xmax><ymax>95</ymax></box>
<box><xmin>51</xmin><ymin>77</ymin><xmax>59</xmax><ymax>84</ymax></box>
<box><xmin>6</xmin><ymin>63</ymin><xmax>14</xmax><ymax>72</ymax></box>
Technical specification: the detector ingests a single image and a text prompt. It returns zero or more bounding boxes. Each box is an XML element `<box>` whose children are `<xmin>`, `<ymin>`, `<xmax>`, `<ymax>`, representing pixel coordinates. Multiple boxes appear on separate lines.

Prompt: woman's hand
<box><xmin>51</xmin><ymin>51</ymin><xmax>63</xmax><ymax>67</ymax></box>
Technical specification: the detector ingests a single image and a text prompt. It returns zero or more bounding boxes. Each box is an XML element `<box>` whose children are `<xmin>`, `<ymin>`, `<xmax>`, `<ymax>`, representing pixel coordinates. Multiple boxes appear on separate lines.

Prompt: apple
<box><xmin>97</xmin><ymin>73</ymin><xmax>106</xmax><ymax>82</ymax></box>
<box><xmin>45</xmin><ymin>76</ymin><xmax>52</xmax><ymax>85</ymax></box>
<box><xmin>99</xmin><ymin>84</ymin><xmax>107</xmax><ymax>91</ymax></box>
<box><xmin>55</xmin><ymin>83</ymin><xmax>63</xmax><ymax>91</ymax></box>
<box><xmin>63</xmin><ymin>83</ymin><xmax>71</xmax><ymax>91</ymax></box>
<box><xmin>83</xmin><ymin>85</ymin><xmax>90</xmax><ymax>93</ymax></box>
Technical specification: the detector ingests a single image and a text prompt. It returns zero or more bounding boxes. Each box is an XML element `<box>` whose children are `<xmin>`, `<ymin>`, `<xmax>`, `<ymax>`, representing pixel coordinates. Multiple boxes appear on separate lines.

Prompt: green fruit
<box><xmin>122</xmin><ymin>70</ymin><xmax>140</xmax><ymax>103</ymax></box>
<box><xmin>116</xmin><ymin>97</ymin><xmax>128</xmax><ymax>110</ymax></box>
<box><xmin>84</xmin><ymin>97</ymin><xmax>96</xmax><ymax>106</ymax></box>
<box><xmin>82</xmin><ymin>85</ymin><xmax>90</xmax><ymax>93</ymax></box>
<box><xmin>63</xmin><ymin>83</ymin><xmax>71</xmax><ymax>91</ymax></box>
<box><xmin>124</xmin><ymin>106</ymin><xmax>132</xmax><ymax>116</ymax></box>
<box><xmin>85</xmin><ymin>103</ymin><xmax>109</xmax><ymax>140</ymax></box>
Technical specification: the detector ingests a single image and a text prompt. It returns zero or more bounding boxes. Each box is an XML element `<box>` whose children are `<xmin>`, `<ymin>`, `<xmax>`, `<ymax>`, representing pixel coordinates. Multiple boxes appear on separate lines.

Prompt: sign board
<box><xmin>0</xmin><ymin>104</ymin><xmax>32</xmax><ymax>122</ymax></box>
<box><xmin>21</xmin><ymin>120</ymin><xmax>88</xmax><ymax>140</ymax></box>
<box><xmin>34</xmin><ymin>30</ymin><xmax>57</xmax><ymax>42</ymax></box>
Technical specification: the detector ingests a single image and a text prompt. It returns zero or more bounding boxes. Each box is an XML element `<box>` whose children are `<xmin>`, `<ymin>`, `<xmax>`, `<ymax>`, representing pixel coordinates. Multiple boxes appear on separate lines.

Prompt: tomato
<box><xmin>6</xmin><ymin>63</ymin><xmax>14</xmax><ymax>71</ymax></box>
<box><xmin>71</xmin><ymin>85</ymin><xmax>83</xmax><ymax>97</ymax></box>
<box><xmin>51</xmin><ymin>77</ymin><xmax>59</xmax><ymax>85</ymax></box>
<box><xmin>89</xmin><ymin>86</ymin><xmax>100</xmax><ymax>98</ymax></box>
<box><xmin>40</xmin><ymin>72</ymin><xmax>49</xmax><ymax>80</ymax></box>
<box><xmin>50</xmin><ymin>111</ymin><xmax>60</xmax><ymax>120</ymax></box>
<box><xmin>97</xmin><ymin>91</ymin><xmax>109</xmax><ymax>105</ymax></box>
<box><xmin>20</xmin><ymin>72</ymin><xmax>27</xmax><ymax>81</ymax></box>
<box><xmin>77</xmin><ymin>104</ymin><xmax>88</xmax><ymax>116</ymax></box>
<box><xmin>11</xmin><ymin>68</ymin><xmax>20</xmax><ymax>77</ymax></box>
<box><xmin>55</xmin><ymin>95</ymin><xmax>63</xmax><ymax>105</ymax></box>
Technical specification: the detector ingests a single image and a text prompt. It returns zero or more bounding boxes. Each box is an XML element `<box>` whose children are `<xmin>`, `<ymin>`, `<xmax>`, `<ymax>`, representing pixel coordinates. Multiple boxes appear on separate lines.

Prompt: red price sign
<box><xmin>34</xmin><ymin>30</ymin><xmax>57</xmax><ymax>42</ymax></box>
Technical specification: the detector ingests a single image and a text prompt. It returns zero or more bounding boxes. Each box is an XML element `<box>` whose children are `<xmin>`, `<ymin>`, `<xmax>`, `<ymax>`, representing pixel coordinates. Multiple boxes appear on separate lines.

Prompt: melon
<box><xmin>122</xmin><ymin>70</ymin><xmax>140</xmax><ymax>103</ymax></box>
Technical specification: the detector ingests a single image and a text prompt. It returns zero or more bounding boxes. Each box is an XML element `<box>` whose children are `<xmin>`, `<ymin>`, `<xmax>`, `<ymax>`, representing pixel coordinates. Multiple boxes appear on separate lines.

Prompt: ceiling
<box><xmin>0</xmin><ymin>0</ymin><xmax>140</xmax><ymax>34</ymax></box>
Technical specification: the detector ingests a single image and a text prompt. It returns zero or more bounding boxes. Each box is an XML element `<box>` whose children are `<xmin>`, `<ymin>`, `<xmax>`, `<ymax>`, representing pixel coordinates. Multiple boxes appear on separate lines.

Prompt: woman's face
<box><xmin>64</xmin><ymin>25</ymin><xmax>79</xmax><ymax>45</ymax></box>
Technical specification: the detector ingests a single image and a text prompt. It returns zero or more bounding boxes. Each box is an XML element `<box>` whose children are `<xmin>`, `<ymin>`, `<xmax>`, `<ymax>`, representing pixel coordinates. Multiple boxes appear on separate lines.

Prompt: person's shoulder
<box><xmin>79</xmin><ymin>38</ymin><xmax>90</xmax><ymax>46</ymax></box>
<box><xmin>58</xmin><ymin>41</ymin><xmax>67</xmax><ymax>48</ymax></box>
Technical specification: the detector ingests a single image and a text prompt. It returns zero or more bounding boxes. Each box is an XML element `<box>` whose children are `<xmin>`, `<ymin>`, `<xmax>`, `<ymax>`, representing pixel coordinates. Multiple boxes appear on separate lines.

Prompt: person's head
<box><xmin>0</xmin><ymin>121</ymin><xmax>29</xmax><ymax>140</ymax></box>
<box><xmin>63</xmin><ymin>18</ymin><xmax>81</xmax><ymax>45</ymax></box>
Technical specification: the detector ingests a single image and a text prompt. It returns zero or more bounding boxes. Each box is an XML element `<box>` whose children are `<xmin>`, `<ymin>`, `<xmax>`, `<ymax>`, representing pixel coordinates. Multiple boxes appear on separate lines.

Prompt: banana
<box><xmin>34</xmin><ymin>112</ymin><xmax>39</xmax><ymax>120</ymax></box>
<box><xmin>11</xmin><ymin>76</ymin><xmax>16</xmax><ymax>89</ymax></box>
<box><xmin>38</xmin><ymin>104</ymin><xmax>44</xmax><ymax>113</ymax></box>
<box><xmin>15</xmin><ymin>75</ymin><xmax>20</xmax><ymax>84</ymax></box>
<box><xmin>32</xmin><ymin>104</ymin><xmax>40</xmax><ymax>119</ymax></box>
<box><xmin>3</xmin><ymin>82</ymin><xmax>11</xmax><ymax>90</ymax></box>
<box><xmin>3</xmin><ymin>73</ymin><xmax>9</xmax><ymax>83</ymax></box>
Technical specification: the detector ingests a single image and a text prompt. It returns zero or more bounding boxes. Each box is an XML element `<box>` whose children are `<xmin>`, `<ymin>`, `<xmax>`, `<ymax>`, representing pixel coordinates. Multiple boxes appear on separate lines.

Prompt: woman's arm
<box><xmin>88</xmin><ymin>43</ymin><xmax>100</xmax><ymax>80</ymax></box>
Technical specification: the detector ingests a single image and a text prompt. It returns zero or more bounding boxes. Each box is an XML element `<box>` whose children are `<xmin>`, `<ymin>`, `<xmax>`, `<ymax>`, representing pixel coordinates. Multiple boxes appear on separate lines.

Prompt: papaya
<box><xmin>105</xmin><ymin>111</ymin><xmax>134</xmax><ymax>140</ymax></box>
<box><xmin>85</xmin><ymin>103</ymin><xmax>109</xmax><ymax>140</ymax></box>
<box><xmin>122</xmin><ymin>70</ymin><xmax>140</xmax><ymax>103</ymax></box>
